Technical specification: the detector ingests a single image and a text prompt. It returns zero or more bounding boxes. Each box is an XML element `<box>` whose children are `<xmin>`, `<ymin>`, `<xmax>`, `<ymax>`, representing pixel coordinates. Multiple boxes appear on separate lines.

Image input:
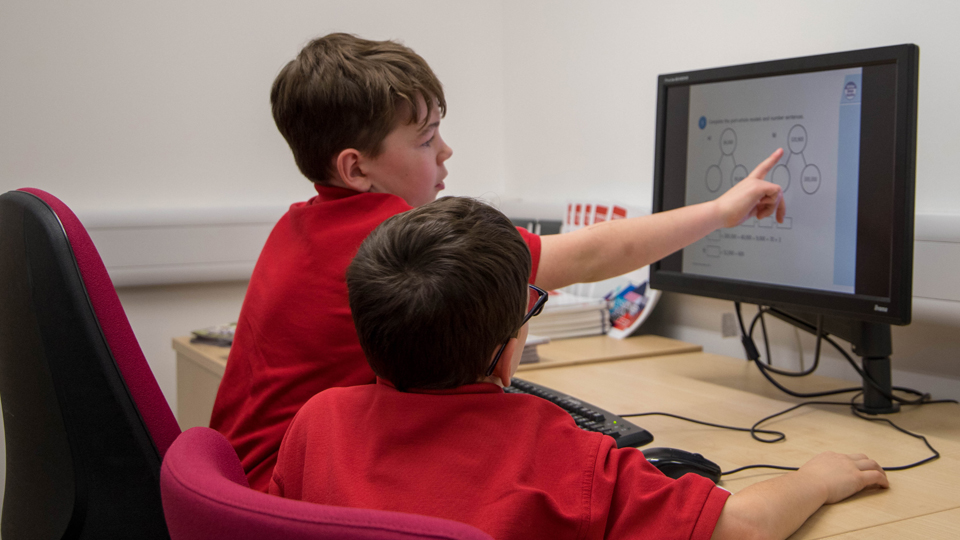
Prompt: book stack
<box><xmin>528</xmin><ymin>289</ymin><xmax>611</xmax><ymax>340</ymax></box>
<box><xmin>556</xmin><ymin>199</ymin><xmax>660</xmax><ymax>340</ymax></box>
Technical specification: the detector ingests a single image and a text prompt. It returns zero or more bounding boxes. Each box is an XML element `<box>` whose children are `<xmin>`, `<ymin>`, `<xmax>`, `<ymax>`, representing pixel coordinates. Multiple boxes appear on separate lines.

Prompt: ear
<box><xmin>492</xmin><ymin>337</ymin><xmax>519</xmax><ymax>387</ymax></box>
<box><xmin>335</xmin><ymin>148</ymin><xmax>372</xmax><ymax>192</ymax></box>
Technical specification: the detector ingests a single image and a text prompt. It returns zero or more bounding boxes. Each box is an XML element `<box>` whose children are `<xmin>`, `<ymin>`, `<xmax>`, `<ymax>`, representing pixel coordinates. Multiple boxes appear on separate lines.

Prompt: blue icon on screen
<box><xmin>699</xmin><ymin>116</ymin><xmax>707</xmax><ymax>129</ymax></box>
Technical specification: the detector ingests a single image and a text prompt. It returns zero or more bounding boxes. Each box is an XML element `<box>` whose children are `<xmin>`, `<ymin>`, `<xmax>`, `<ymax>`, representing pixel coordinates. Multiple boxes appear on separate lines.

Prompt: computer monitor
<box><xmin>650</xmin><ymin>44</ymin><xmax>919</xmax><ymax>413</ymax></box>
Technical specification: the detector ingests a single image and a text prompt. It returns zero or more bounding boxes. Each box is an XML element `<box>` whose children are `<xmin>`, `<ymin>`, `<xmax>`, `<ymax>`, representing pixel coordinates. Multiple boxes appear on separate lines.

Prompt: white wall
<box><xmin>0</xmin><ymin>0</ymin><xmax>508</xmax><ymax>213</ymax></box>
<box><xmin>501</xmin><ymin>0</ymin><xmax>959</xmax><ymax>213</ymax></box>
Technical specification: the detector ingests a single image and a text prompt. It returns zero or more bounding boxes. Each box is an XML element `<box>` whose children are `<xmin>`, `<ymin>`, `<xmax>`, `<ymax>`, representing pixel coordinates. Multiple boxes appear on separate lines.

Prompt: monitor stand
<box><xmin>766</xmin><ymin>309</ymin><xmax>900</xmax><ymax>414</ymax></box>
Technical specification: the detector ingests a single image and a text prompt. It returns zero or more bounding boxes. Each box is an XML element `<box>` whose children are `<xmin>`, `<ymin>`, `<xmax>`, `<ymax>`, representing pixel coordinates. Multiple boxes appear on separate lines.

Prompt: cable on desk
<box><xmin>847</xmin><ymin>394</ymin><xmax>951</xmax><ymax>471</ymax></box>
<box><xmin>624</xmin><ymin>411</ymin><xmax>786</xmax><ymax>443</ymax></box>
<box><xmin>627</xmin><ymin>301</ymin><xmax>960</xmax><ymax>476</ymax></box>
<box><xmin>620</xmin><ymin>397</ymin><xmax>958</xmax><ymax>476</ymax></box>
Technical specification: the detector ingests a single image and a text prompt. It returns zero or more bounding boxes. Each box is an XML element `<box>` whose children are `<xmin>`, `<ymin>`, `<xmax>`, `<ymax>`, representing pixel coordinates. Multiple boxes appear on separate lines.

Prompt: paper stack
<box><xmin>528</xmin><ymin>289</ymin><xmax>611</xmax><ymax>340</ymax></box>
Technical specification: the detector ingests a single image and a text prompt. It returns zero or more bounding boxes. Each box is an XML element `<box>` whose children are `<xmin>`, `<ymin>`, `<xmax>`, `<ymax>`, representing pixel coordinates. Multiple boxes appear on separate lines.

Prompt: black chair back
<box><xmin>0</xmin><ymin>190</ymin><xmax>172</xmax><ymax>539</ymax></box>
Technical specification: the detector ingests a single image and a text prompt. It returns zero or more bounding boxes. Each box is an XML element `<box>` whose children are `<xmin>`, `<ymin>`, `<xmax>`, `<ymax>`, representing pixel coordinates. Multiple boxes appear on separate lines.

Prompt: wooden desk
<box><xmin>518</xmin><ymin>334</ymin><xmax>700</xmax><ymax>371</ymax></box>
<box><xmin>173</xmin><ymin>336</ymin><xmax>960</xmax><ymax>538</ymax></box>
<box><xmin>517</xmin><ymin>352</ymin><xmax>960</xmax><ymax>539</ymax></box>
<box><xmin>172</xmin><ymin>333</ymin><xmax>696</xmax><ymax>430</ymax></box>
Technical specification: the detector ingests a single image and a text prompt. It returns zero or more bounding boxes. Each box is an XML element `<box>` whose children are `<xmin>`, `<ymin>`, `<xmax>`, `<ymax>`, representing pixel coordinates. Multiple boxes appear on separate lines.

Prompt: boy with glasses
<box><xmin>270</xmin><ymin>196</ymin><xmax>887</xmax><ymax>540</ymax></box>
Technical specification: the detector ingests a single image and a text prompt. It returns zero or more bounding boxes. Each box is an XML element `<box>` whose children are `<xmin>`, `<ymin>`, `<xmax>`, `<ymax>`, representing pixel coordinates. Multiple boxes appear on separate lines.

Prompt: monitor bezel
<box><xmin>650</xmin><ymin>44</ymin><xmax>919</xmax><ymax>325</ymax></box>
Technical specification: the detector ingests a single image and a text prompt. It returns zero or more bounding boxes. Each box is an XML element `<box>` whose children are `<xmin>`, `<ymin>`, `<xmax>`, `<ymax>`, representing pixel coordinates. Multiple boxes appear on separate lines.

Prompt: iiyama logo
<box><xmin>874</xmin><ymin>304</ymin><xmax>889</xmax><ymax>313</ymax></box>
<box><xmin>664</xmin><ymin>75</ymin><xmax>689</xmax><ymax>83</ymax></box>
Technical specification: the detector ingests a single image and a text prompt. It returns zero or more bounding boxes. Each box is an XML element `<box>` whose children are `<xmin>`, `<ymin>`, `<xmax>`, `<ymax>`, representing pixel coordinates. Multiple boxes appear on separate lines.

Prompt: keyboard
<box><xmin>506</xmin><ymin>378</ymin><xmax>654</xmax><ymax>448</ymax></box>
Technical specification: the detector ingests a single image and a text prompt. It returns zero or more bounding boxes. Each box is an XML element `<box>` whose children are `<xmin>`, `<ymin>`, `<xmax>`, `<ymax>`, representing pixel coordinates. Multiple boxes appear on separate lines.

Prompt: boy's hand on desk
<box><xmin>799</xmin><ymin>451</ymin><xmax>889</xmax><ymax>504</ymax></box>
<box><xmin>713</xmin><ymin>449</ymin><xmax>888</xmax><ymax>540</ymax></box>
<box><xmin>715</xmin><ymin>148</ymin><xmax>786</xmax><ymax>228</ymax></box>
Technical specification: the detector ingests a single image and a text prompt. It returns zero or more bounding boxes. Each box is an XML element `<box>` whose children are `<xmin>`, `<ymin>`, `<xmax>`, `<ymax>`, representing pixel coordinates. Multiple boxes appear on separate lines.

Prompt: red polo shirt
<box><xmin>210</xmin><ymin>186</ymin><xmax>542</xmax><ymax>492</ymax></box>
<box><xmin>270</xmin><ymin>380</ymin><xmax>729</xmax><ymax>540</ymax></box>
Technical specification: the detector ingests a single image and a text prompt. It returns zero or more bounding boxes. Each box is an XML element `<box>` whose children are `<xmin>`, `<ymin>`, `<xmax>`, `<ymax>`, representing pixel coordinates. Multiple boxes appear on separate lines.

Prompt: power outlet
<box><xmin>721</xmin><ymin>313</ymin><xmax>738</xmax><ymax>338</ymax></box>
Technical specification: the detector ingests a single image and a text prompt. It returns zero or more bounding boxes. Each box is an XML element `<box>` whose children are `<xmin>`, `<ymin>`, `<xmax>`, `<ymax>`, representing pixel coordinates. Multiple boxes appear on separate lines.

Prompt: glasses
<box><xmin>485</xmin><ymin>284</ymin><xmax>549</xmax><ymax>377</ymax></box>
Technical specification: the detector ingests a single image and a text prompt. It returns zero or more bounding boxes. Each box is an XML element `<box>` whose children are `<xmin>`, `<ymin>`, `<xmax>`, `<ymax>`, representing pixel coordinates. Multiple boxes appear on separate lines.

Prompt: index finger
<box><xmin>751</xmin><ymin>148</ymin><xmax>784</xmax><ymax>181</ymax></box>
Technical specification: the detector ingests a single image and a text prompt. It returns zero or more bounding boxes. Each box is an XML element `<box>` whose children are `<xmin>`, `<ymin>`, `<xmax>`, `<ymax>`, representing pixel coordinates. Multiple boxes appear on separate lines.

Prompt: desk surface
<box><xmin>173</xmin><ymin>335</ymin><xmax>229</xmax><ymax>375</ymax></box>
<box><xmin>518</xmin><ymin>334</ymin><xmax>701</xmax><ymax>371</ymax></box>
<box><xmin>517</xmin><ymin>352</ymin><xmax>960</xmax><ymax>539</ymax></box>
<box><xmin>173</xmin><ymin>336</ymin><xmax>960</xmax><ymax>539</ymax></box>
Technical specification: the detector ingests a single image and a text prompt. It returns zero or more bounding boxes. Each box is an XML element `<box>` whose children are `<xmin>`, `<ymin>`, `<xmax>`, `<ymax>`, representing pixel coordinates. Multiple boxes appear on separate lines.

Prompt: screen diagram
<box><xmin>704</xmin><ymin>123</ymin><xmax>821</xmax><ymax>195</ymax></box>
<box><xmin>681</xmin><ymin>67</ymin><xmax>862</xmax><ymax>294</ymax></box>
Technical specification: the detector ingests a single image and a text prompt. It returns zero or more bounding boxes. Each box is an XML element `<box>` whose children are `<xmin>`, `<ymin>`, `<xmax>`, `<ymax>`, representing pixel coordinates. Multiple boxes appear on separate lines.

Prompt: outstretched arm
<box><xmin>711</xmin><ymin>452</ymin><xmax>889</xmax><ymax>540</ymax></box>
<box><xmin>535</xmin><ymin>148</ymin><xmax>785</xmax><ymax>291</ymax></box>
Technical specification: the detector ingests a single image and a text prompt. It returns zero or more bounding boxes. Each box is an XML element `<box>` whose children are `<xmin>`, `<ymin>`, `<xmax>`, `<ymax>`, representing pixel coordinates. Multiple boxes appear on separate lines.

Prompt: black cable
<box><xmin>758</xmin><ymin>307</ymin><xmax>772</xmax><ymax>365</ymax></box>
<box><xmin>744</xmin><ymin>396</ymin><xmax>957</xmax><ymax>473</ymax></box>
<box><xmin>734</xmin><ymin>301</ymin><xmax>749</xmax><ymax>337</ymax></box>
<box><xmin>761</xmin><ymin>306</ymin><xmax>931</xmax><ymax>405</ymax></box>
<box><xmin>735</xmin><ymin>302</ymin><xmax>932</xmax><ymax>405</ymax></box>
<box><xmin>736</xmin><ymin>303</ymin><xmax>860</xmax><ymax>398</ymax></box>
<box><xmin>734</xmin><ymin>302</ymin><xmax>761</xmax><ymax>362</ymax></box>
<box><xmin>812</xmin><ymin>314</ymin><xmax>823</xmax><ymax>373</ymax></box>
<box><xmin>622</xmin><ymin>405</ymin><xmax>806</xmax><ymax>475</ymax></box>
<box><xmin>816</xmin><ymin>332</ymin><xmax>931</xmax><ymax>406</ymax></box>
<box><xmin>747</xmin><ymin>399</ymin><xmax>850</xmax><ymax>442</ymax></box>
<box><xmin>721</xmin><ymin>301</ymin><xmax>956</xmax><ymax>474</ymax></box>
<box><xmin>847</xmin><ymin>394</ymin><xmax>949</xmax><ymax>471</ymax></box>
<box><xmin>621</xmin><ymin>396</ymin><xmax>958</xmax><ymax>476</ymax></box>
<box><xmin>748</xmin><ymin>306</ymin><xmax>821</xmax><ymax>377</ymax></box>
<box><xmin>753</xmin><ymin>306</ymin><xmax>823</xmax><ymax>372</ymax></box>
<box><xmin>624</xmin><ymin>411</ymin><xmax>785</xmax><ymax>443</ymax></box>
<box><xmin>752</xmin><ymin>357</ymin><xmax>862</xmax><ymax>398</ymax></box>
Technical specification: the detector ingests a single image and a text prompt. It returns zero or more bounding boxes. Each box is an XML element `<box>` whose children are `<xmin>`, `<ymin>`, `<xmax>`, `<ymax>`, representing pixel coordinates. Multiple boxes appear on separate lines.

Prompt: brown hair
<box><xmin>270</xmin><ymin>33</ymin><xmax>447</xmax><ymax>183</ymax></box>
<box><xmin>347</xmin><ymin>197</ymin><xmax>530</xmax><ymax>391</ymax></box>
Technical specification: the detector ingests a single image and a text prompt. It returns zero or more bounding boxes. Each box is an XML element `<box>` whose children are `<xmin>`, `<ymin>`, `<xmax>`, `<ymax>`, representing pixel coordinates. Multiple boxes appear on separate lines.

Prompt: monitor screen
<box><xmin>651</xmin><ymin>45</ymin><xmax>918</xmax><ymax>325</ymax></box>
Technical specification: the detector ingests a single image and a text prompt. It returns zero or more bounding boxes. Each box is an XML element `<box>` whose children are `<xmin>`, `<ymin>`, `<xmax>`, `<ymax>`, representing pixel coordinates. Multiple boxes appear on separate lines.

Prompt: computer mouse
<box><xmin>641</xmin><ymin>447</ymin><xmax>722</xmax><ymax>484</ymax></box>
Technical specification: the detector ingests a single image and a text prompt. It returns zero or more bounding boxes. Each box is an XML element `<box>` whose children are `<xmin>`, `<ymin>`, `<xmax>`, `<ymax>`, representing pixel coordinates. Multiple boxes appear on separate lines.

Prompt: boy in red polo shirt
<box><xmin>269</xmin><ymin>197</ymin><xmax>888</xmax><ymax>540</ymax></box>
<box><xmin>212</xmin><ymin>32</ymin><xmax>788</xmax><ymax>491</ymax></box>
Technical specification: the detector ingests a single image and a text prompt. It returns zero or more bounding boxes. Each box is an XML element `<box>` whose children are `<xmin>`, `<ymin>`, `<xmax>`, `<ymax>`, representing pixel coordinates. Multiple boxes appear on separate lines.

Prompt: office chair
<box><xmin>161</xmin><ymin>427</ymin><xmax>495</xmax><ymax>540</ymax></box>
<box><xmin>0</xmin><ymin>188</ymin><xmax>181</xmax><ymax>539</ymax></box>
